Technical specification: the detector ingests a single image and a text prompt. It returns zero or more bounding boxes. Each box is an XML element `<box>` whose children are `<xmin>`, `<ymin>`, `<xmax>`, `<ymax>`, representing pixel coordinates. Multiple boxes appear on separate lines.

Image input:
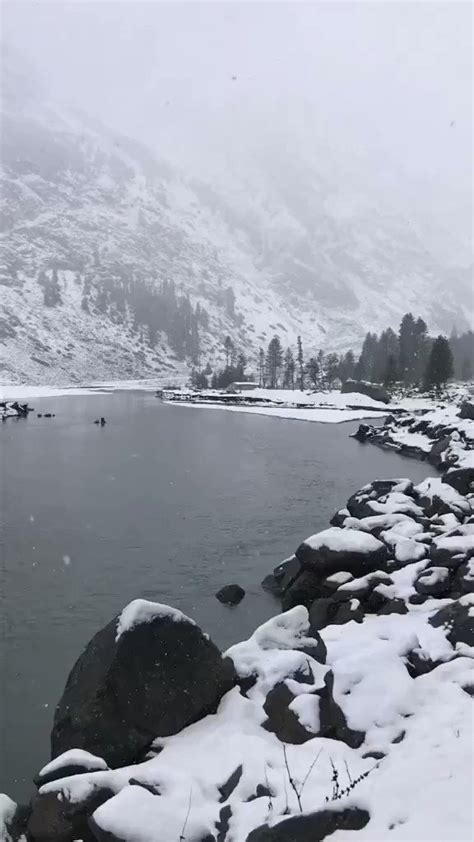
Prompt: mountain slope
<box><xmin>1</xmin><ymin>51</ymin><xmax>470</xmax><ymax>385</ymax></box>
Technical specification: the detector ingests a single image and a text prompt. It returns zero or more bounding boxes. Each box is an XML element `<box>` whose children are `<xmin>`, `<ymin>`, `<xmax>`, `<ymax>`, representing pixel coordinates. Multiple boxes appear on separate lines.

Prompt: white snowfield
<box><xmin>12</xmin><ymin>597</ymin><xmax>472</xmax><ymax>842</ymax></box>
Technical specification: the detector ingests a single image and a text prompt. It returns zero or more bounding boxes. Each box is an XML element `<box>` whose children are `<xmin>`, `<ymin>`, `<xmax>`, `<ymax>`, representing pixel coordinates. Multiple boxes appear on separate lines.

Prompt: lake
<box><xmin>0</xmin><ymin>392</ymin><xmax>433</xmax><ymax>800</ymax></box>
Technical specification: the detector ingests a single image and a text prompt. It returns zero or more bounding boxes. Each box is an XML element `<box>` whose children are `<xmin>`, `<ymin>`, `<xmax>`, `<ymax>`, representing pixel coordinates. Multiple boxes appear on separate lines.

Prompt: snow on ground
<box><xmin>170</xmin><ymin>401</ymin><xmax>387</xmax><ymax>424</ymax></box>
<box><xmin>25</xmin><ymin>605</ymin><xmax>473</xmax><ymax>842</ymax></box>
<box><xmin>0</xmin><ymin>377</ymin><xmax>176</xmax><ymax>400</ymax></box>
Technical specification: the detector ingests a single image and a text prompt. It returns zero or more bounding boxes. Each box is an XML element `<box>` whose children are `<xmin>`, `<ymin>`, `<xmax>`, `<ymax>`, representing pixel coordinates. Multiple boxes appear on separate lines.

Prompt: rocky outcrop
<box><xmin>263</xmin><ymin>475</ymin><xmax>474</xmax><ymax>623</ymax></box>
<box><xmin>0</xmin><ymin>400</ymin><xmax>33</xmax><ymax>420</ymax></box>
<box><xmin>51</xmin><ymin>600</ymin><xmax>236</xmax><ymax>767</ymax></box>
<box><xmin>352</xmin><ymin>402</ymin><xmax>474</xmax><ymax>486</ymax></box>
<box><xmin>341</xmin><ymin>379</ymin><xmax>391</xmax><ymax>404</ymax></box>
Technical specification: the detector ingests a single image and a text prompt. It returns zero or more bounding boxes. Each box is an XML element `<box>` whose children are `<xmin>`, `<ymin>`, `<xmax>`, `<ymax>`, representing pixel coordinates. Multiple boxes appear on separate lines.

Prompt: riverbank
<box><xmin>2</xmin><ymin>465</ymin><xmax>472</xmax><ymax>841</ymax></box>
<box><xmin>160</xmin><ymin>385</ymin><xmax>447</xmax><ymax>425</ymax></box>
<box><xmin>353</xmin><ymin>401</ymin><xmax>474</xmax><ymax>484</ymax></box>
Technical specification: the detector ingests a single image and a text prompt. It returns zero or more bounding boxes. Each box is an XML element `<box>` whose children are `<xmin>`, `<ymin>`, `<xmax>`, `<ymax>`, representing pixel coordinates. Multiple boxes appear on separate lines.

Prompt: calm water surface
<box><xmin>0</xmin><ymin>392</ymin><xmax>432</xmax><ymax>798</ymax></box>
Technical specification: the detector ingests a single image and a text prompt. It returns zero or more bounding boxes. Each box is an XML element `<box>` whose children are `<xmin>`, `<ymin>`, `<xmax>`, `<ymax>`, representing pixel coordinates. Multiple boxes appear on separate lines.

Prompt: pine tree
<box><xmin>383</xmin><ymin>353</ymin><xmax>398</xmax><ymax>385</ymax></box>
<box><xmin>296</xmin><ymin>336</ymin><xmax>305</xmax><ymax>390</ymax></box>
<box><xmin>236</xmin><ymin>352</ymin><xmax>247</xmax><ymax>380</ymax></box>
<box><xmin>374</xmin><ymin>328</ymin><xmax>399</xmax><ymax>383</ymax></box>
<box><xmin>424</xmin><ymin>336</ymin><xmax>454</xmax><ymax>392</ymax></box>
<box><xmin>325</xmin><ymin>353</ymin><xmax>339</xmax><ymax>387</ymax></box>
<box><xmin>266</xmin><ymin>335</ymin><xmax>283</xmax><ymax>388</ymax></box>
<box><xmin>224</xmin><ymin>336</ymin><xmax>234</xmax><ymax>368</ymax></box>
<box><xmin>356</xmin><ymin>333</ymin><xmax>378</xmax><ymax>381</ymax></box>
<box><xmin>399</xmin><ymin>313</ymin><xmax>417</xmax><ymax>385</ymax></box>
<box><xmin>305</xmin><ymin>357</ymin><xmax>320</xmax><ymax>388</ymax></box>
<box><xmin>339</xmin><ymin>350</ymin><xmax>356</xmax><ymax>383</ymax></box>
<box><xmin>258</xmin><ymin>347</ymin><xmax>266</xmax><ymax>387</ymax></box>
<box><xmin>283</xmin><ymin>348</ymin><xmax>295</xmax><ymax>389</ymax></box>
<box><xmin>413</xmin><ymin>317</ymin><xmax>429</xmax><ymax>383</ymax></box>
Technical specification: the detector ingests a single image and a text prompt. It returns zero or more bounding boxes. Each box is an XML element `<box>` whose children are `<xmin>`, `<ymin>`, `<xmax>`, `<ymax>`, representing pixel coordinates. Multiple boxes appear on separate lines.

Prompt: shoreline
<box><xmin>3</xmin><ymin>467</ymin><xmax>472</xmax><ymax>841</ymax></box>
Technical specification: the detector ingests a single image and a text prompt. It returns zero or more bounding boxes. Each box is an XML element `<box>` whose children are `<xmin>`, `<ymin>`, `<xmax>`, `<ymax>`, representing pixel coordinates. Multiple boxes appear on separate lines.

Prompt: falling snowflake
<box><xmin>63</xmin><ymin>555</ymin><xmax>71</xmax><ymax>566</ymax></box>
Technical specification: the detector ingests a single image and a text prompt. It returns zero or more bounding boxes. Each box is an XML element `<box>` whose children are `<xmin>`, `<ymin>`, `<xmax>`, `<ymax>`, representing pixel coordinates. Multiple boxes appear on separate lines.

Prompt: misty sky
<box><xmin>3</xmin><ymin>1</ymin><xmax>473</xmax><ymax>261</ymax></box>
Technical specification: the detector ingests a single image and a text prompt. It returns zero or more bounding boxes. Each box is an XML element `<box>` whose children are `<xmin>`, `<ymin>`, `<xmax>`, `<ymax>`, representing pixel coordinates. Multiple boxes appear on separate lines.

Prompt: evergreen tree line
<box><xmin>36</xmin><ymin>268</ymin><xmax>210</xmax><ymax>365</ymax></box>
<box><xmin>35</xmin><ymin>267</ymin><xmax>471</xmax><ymax>391</ymax></box>
<box><xmin>207</xmin><ymin>313</ymin><xmax>470</xmax><ymax>393</ymax></box>
<box><xmin>351</xmin><ymin>313</ymin><xmax>463</xmax><ymax>389</ymax></box>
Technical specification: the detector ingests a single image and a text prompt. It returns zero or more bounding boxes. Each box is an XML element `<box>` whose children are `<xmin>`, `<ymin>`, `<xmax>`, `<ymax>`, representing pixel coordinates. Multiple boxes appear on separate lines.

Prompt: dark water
<box><xmin>0</xmin><ymin>392</ymin><xmax>432</xmax><ymax>799</ymax></box>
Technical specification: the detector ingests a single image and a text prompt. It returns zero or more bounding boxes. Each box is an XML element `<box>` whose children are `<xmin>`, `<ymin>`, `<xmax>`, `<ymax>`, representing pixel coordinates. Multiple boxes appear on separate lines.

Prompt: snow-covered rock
<box><xmin>51</xmin><ymin>599</ymin><xmax>236</xmax><ymax>767</ymax></box>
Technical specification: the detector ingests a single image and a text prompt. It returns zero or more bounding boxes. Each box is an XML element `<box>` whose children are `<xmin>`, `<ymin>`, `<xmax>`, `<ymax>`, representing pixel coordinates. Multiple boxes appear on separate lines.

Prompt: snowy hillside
<box><xmin>1</xmin><ymin>50</ymin><xmax>470</xmax><ymax>385</ymax></box>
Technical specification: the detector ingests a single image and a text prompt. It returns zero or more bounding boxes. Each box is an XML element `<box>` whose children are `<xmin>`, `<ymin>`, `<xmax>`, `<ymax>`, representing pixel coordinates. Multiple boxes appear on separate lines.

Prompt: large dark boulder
<box><xmin>341</xmin><ymin>379</ymin><xmax>390</xmax><ymax>404</ymax></box>
<box><xmin>246</xmin><ymin>807</ymin><xmax>370</xmax><ymax>841</ymax></box>
<box><xmin>429</xmin><ymin>598</ymin><xmax>474</xmax><ymax>647</ymax></box>
<box><xmin>458</xmin><ymin>401</ymin><xmax>474</xmax><ymax>420</ymax></box>
<box><xmin>215</xmin><ymin>584</ymin><xmax>246</xmax><ymax>606</ymax></box>
<box><xmin>442</xmin><ymin>468</ymin><xmax>474</xmax><ymax>496</ymax></box>
<box><xmin>51</xmin><ymin>600</ymin><xmax>236</xmax><ymax>767</ymax></box>
<box><xmin>295</xmin><ymin>527</ymin><xmax>388</xmax><ymax>578</ymax></box>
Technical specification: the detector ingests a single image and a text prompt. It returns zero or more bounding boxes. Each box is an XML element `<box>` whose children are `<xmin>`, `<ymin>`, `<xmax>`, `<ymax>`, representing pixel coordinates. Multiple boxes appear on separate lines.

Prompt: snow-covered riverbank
<box><xmin>353</xmin><ymin>401</ymin><xmax>474</xmax><ymax>479</ymax></box>
<box><xmin>3</xmin><ymin>470</ymin><xmax>473</xmax><ymax>842</ymax></box>
<box><xmin>160</xmin><ymin>386</ymin><xmax>448</xmax><ymax>425</ymax></box>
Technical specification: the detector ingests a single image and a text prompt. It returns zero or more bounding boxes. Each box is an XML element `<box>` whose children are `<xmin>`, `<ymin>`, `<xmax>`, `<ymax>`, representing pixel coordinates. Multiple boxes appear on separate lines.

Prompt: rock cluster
<box><xmin>352</xmin><ymin>403</ymin><xmax>474</xmax><ymax>492</ymax></box>
<box><xmin>263</xmin><ymin>476</ymin><xmax>474</xmax><ymax>619</ymax></box>
<box><xmin>340</xmin><ymin>379</ymin><xmax>391</xmax><ymax>405</ymax></box>
<box><xmin>0</xmin><ymin>400</ymin><xmax>33</xmax><ymax>420</ymax></box>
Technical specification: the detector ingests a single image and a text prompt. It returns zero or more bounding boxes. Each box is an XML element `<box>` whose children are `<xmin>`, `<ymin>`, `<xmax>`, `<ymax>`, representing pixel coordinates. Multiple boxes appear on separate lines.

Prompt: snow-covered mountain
<box><xmin>1</xmin><ymin>50</ymin><xmax>470</xmax><ymax>385</ymax></box>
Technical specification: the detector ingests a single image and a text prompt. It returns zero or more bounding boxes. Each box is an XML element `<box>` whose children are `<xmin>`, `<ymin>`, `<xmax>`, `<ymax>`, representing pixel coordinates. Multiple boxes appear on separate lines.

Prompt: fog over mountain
<box><xmin>1</xmin><ymin>1</ymin><xmax>472</xmax><ymax>384</ymax></box>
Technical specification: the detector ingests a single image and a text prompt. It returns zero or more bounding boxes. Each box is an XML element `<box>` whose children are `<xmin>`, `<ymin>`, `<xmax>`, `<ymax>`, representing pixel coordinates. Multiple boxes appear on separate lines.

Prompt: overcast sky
<box><xmin>3</xmin><ymin>1</ymin><xmax>473</xmax><ymax>261</ymax></box>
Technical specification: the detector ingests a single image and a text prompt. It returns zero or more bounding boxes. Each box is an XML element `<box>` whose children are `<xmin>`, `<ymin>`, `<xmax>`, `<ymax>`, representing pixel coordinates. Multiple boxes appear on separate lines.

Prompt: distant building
<box><xmin>226</xmin><ymin>381</ymin><xmax>257</xmax><ymax>392</ymax></box>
